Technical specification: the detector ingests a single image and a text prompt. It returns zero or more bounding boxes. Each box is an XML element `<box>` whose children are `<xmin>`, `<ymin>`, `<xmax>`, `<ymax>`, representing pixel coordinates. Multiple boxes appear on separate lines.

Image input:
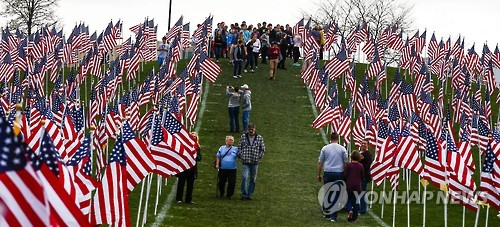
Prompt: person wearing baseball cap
<box><xmin>240</xmin><ymin>84</ymin><xmax>252</xmax><ymax>132</ymax></box>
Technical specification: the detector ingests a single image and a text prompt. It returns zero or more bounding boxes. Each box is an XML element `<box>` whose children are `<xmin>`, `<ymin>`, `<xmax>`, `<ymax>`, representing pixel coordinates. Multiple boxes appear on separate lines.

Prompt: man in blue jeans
<box><xmin>240</xmin><ymin>84</ymin><xmax>252</xmax><ymax>132</ymax></box>
<box><xmin>317</xmin><ymin>132</ymin><xmax>348</xmax><ymax>222</ymax></box>
<box><xmin>238</xmin><ymin>124</ymin><xmax>265</xmax><ymax>200</ymax></box>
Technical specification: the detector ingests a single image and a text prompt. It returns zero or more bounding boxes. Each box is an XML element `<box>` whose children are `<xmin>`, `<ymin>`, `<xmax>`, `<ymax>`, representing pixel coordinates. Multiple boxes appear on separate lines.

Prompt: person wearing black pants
<box><xmin>176</xmin><ymin>133</ymin><xmax>202</xmax><ymax>204</ymax></box>
<box><xmin>215</xmin><ymin>136</ymin><xmax>239</xmax><ymax>199</ymax></box>
<box><xmin>278</xmin><ymin>33</ymin><xmax>290</xmax><ymax>69</ymax></box>
<box><xmin>260</xmin><ymin>30</ymin><xmax>270</xmax><ymax>64</ymax></box>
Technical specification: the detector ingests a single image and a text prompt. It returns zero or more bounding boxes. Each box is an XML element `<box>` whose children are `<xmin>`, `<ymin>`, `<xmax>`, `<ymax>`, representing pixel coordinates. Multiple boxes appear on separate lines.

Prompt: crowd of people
<box><xmin>212</xmin><ymin>21</ymin><xmax>311</xmax><ymax>80</ymax></box>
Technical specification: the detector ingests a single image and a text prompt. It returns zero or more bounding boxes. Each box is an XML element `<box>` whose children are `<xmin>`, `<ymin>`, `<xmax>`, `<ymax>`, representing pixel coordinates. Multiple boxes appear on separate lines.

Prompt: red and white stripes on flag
<box><xmin>151</xmin><ymin>126</ymin><xmax>196</xmax><ymax>177</ymax></box>
<box><xmin>0</xmin><ymin>163</ymin><xmax>49</xmax><ymax>226</ymax></box>
<box><xmin>91</xmin><ymin>137</ymin><xmax>129</xmax><ymax>227</ymax></box>
<box><xmin>199</xmin><ymin>52</ymin><xmax>221</xmax><ymax>83</ymax></box>
<box><xmin>121</xmin><ymin>121</ymin><xmax>156</xmax><ymax>192</ymax></box>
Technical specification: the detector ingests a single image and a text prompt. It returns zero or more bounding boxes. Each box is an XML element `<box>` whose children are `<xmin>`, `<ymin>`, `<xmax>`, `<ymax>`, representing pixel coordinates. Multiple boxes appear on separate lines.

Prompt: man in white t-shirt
<box><xmin>292</xmin><ymin>34</ymin><xmax>302</xmax><ymax>66</ymax></box>
<box><xmin>251</xmin><ymin>34</ymin><xmax>261</xmax><ymax>69</ymax></box>
<box><xmin>157</xmin><ymin>36</ymin><xmax>169</xmax><ymax>66</ymax></box>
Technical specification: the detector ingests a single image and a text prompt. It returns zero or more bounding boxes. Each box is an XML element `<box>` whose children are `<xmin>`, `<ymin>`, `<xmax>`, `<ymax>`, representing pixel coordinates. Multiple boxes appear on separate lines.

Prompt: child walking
<box><xmin>343</xmin><ymin>151</ymin><xmax>364</xmax><ymax>223</ymax></box>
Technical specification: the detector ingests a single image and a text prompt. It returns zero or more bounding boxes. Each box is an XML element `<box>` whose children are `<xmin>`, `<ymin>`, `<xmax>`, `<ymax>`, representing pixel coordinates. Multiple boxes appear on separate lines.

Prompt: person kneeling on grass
<box><xmin>344</xmin><ymin>150</ymin><xmax>364</xmax><ymax>223</ymax></box>
<box><xmin>215</xmin><ymin>136</ymin><xmax>239</xmax><ymax>199</ymax></box>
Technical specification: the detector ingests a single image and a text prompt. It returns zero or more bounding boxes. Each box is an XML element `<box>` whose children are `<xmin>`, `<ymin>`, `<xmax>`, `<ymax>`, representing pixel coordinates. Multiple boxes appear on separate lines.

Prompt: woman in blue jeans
<box><xmin>226</xmin><ymin>86</ymin><xmax>240</xmax><ymax>132</ymax></box>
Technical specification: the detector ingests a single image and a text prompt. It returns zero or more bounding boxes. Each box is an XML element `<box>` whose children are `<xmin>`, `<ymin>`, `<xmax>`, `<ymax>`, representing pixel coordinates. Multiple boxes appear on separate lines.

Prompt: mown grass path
<box><xmin>155</xmin><ymin>59</ymin><xmax>375</xmax><ymax>226</ymax></box>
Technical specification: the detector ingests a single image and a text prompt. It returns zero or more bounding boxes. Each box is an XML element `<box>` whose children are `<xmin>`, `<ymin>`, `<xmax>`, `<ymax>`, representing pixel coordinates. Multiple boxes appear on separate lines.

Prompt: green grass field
<box><xmin>122</xmin><ymin>57</ymin><xmax>499</xmax><ymax>226</ymax></box>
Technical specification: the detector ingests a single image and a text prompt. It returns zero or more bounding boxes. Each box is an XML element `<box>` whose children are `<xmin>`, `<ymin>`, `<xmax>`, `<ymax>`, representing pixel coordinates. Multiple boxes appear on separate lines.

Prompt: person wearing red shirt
<box><xmin>268</xmin><ymin>42</ymin><xmax>281</xmax><ymax>80</ymax></box>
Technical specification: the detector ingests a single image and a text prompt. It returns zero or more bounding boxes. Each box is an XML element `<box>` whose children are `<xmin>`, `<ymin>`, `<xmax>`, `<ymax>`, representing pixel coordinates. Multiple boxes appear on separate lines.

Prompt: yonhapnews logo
<box><xmin>318</xmin><ymin>180</ymin><xmax>348</xmax><ymax>215</ymax></box>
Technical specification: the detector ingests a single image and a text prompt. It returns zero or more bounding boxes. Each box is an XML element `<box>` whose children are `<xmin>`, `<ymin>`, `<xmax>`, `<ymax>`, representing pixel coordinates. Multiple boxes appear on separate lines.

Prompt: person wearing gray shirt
<box><xmin>226</xmin><ymin>86</ymin><xmax>241</xmax><ymax>132</ymax></box>
<box><xmin>317</xmin><ymin>132</ymin><xmax>348</xmax><ymax>222</ymax></box>
<box><xmin>240</xmin><ymin>84</ymin><xmax>252</xmax><ymax>132</ymax></box>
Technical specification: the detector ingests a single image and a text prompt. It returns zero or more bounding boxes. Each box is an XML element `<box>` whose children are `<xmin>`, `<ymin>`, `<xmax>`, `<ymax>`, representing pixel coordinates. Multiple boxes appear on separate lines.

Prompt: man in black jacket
<box><xmin>278</xmin><ymin>33</ymin><xmax>289</xmax><ymax>69</ymax></box>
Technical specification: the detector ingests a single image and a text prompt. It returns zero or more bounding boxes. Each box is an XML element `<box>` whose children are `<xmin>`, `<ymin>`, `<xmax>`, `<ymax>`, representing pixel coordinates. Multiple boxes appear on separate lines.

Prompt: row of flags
<box><xmin>0</xmin><ymin>15</ymin><xmax>221</xmax><ymax>226</ymax></box>
<box><xmin>294</xmin><ymin>17</ymin><xmax>500</xmax><ymax>213</ymax></box>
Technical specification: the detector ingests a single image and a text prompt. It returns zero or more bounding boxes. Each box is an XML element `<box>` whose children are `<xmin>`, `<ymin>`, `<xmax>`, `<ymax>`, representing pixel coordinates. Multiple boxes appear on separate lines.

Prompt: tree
<box><xmin>302</xmin><ymin>0</ymin><xmax>414</xmax><ymax>39</ymax></box>
<box><xmin>0</xmin><ymin>0</ymin><xmax>59</xmax><ymax>35</ymax></box>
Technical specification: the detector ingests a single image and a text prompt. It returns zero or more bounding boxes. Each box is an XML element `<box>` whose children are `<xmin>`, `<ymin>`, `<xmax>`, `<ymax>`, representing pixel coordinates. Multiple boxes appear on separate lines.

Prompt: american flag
<box><xmin>445</xmin><ymin>127</ymin><xmax>475</xmax><ymax>190</ymax></box>
<box><xmin>423</xmin><ymin>129</ymin><xmax>447</xmax><ymax>188</ymax></box>
<box><xmin>312</xmin><ymin>84</ymin><xmax>341</xmax><ymax>129</ymax></box>
<box><xmin>445</xmin><ymin>126</ymin><xmax>478</xmax><ymax>211</ymax></box>
<box><xmin>150</xmin><ymin>113</ymin><xmax>196</xmax><ymax>177</ymax></box>
<box><xmin>478</xmin><ymin>142</ymin><xmax>500</xmax><ymax>210</ymax></box>
<box><xmin>466</xmin><ymin>44</ymin><xmax>480</xmax><ymax>76</ymax></box>
<box><xmin>362</xmin><ymin>37</ymin><xmax>375</xmax><ymax>61</ymax></box>
<box><xmin>324</xmin><ymin>48</ymin><xmax>350</xmax><ymax>81</ymax></box>
<box><xmin>458</xmin><ymin>117</ymin><xmax>475</xmax><ymax>172</ymax></box>
<box><xmin>0</xmin><ymin>116</ymin><xmax>49</xmax><ymax>226</ymax></box>
<box><xmin>199</xmin><ymin>52</ymin><xmax>221</xmax><ymax>83</ymax></box>
<box><xmin>370</xmin><ymin>119</ymin><xmax>397</xmax><ymax>186</ymax></box>
<box><xmin>292</xmin><ymin>18</ymin><xmax>304</xmax><ymax>37</ymax></box>
<box><xmin>91</xmin><ymin>135</ymin><xmax>129</xmax><ymax>227</ymax></box>
<box><xmin>163</xmin><ymin>112</ymin><xmax>195</xmax><ymax>155</ymax></box>
<box><xmin>395</xmin><ymin>123</ymin><xmax>423</xmax><ymax>175</ymax></box>
<box><xmin>0</xmin><ymin>52</ymin><xmax>15</xmax><ymax>83</ymax></box>
<box><xmin>366</xmin><ymin>48</ymin><xmax>384</xmax><ymax>79</ymax></box>
<box><xmin>338</xmin><ymin>100</ymin><xmax>352</xmax><ymax>144</ymax></box>
<box><xmin>66</xmin><ymin>135</ymin><xmax>100</xmax><ymax>216</ymax></box>
<box><xmin>121</xmin><ymin>121</ymin><xmax>156</xmax><ymax>192</ymax></box>
<box><xmin>477</xmin><ymin>118</ymin><xmax>491</xmax><ymax>152</ymax></box>
<box><xmin>313</xmin><ymin>69</ymin><xmax>328</xmax><ymax>110</ymax></box>
<box><xmin>31</xmin><ymin>131</ymin><xmax>89</xmax><ymax>226</ymax></box>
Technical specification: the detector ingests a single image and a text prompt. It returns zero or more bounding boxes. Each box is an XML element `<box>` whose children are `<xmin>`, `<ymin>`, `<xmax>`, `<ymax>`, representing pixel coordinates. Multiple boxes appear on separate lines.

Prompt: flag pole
<box><xmin>406</xmin><ymin>171</ymin><xmax>410</xmax><ymax>227</ymax></box>
<box><xmin>142</xmin><ymin>107</ymin><xmax>159</xmax><ymax>226</ymax></box>
<box><xmin>381</xmin><ymin>179</ymin><xmax>386</xmax><ymax>218</ymax></box>
<box><xmin>142</xmin><ymin>173</ymin><xmax>153</xmax><ymax>226</ymax></box>
<box><xmin>474</xmin><ymin>206</ymin><xmax>480</xmax><ymax>227</ymax></box>
<box><xmin>135</xmin><ymin>178</ymin><xmax>146</xmax><ymax>227</ymax></box>
<box><xmin>392</xmin><ymin>188</ymin><xmax>397</xmax><ymax>227</ymax></box>
<box><xmin>462</xmin><ymin>206</ymin><xmax>465</xmax><ymax>227</ymax></box>
<box><xmin>422</xmin><ymin>182</ymin><xmax>427</xmax><ymax>227</ymax></box>
<box><xmin>485</xmin><ymin>206</ymin><xmax>490</xmax><ymax>227</ymax></box>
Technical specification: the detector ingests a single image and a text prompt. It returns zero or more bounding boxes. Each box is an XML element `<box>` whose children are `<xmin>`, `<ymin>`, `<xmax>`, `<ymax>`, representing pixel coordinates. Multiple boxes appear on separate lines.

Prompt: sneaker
<box><xmin>176</xmin><ymin>201</ymin><xmax>182</xmax><ymax>204</ymax></box>
<box><xmin>233</xmin><ymin>75</ymin><xmax>238</xmax><ymax>79</ymax></box>
<box><xmin>244</xmin><ymin>69</ymin><xmax>248</xmax><ymax>73</ymax></box>
<box><xmin>237</xmin><ymin>75</ymin><xmax>242</xmax><ymax>78</ymax></box>
<box><xmin>330</xmin><ymin>219</ymin><xmax>337</xmax><ymax>222</ymax></box>
<box><xmin>348</xmin><ymin>211</ymin><xmax>353</xmax><ymax>219</ymax></box>
<box><xmin>241</xmin><ymin>196</ymin><xmax>246</xmax><ymax>200</ymax></box>
<box><xmin>250</xmin><ymin>69</ymin><xmax>254</xmax><ymax>73</ymax></box>
<box><xmin>255</xmin><ymin>66</ymin><xmax>258</xmax><ymax>69</ymax></box>
<box><xmin>187</xmin><ymin>201</ymin><xmax>196</xmax><ymax>204</ymax></box>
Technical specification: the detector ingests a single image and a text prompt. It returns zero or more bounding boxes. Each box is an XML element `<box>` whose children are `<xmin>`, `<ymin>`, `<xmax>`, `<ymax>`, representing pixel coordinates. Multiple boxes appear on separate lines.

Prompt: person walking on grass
<box><xmin>317</xmin><ymin>132</ymin><xmax>348</xmax><ymax>222</ymax></box>
<box><xmin>344</xmin><ymin>151</ymin><xmax>364</xmax><ymax>223</ymax></box>
<box><xmin>233</xmin><ymin>40</ymin><xmax>244</xmax><ymax>79</ymax></box>
<box><xmin>214</xmin><ymin>30</ymin><xmax>224</xmax><ymax>63</ymax></box>
<box><xmin>292</xmin><ymin>34</ymin><xmax>302</xmax><ymax>66</ymax></box>
<box><xmin>251</xmin><ymin>34</ymin><xmax>261</xmax><ymax>69</ymax></box>
<box><xmin>277</xmin><ymin>32</ymin><xmax>290</xmax><ymax>70</ymax></box>
<box><xmin>268</xmin><ymin>41</ymin><xmax>280</xmax><ymax>80</ymax></box>
<box><xmin>240</xmin><ymin>84</ymin><xmax>251</xmax><ymax>132</ymax></box>
<box><xmin>226</xmin><ymin>85</ymin><xmax>240</xmax><ymax>132</ymax></box>
<box><xmin>243</xmin><ymin>37</ymin><xmax>255</xmax><ymax>73</ymax></box>
<box><xmin>260</xmin><ymin>29</ymin><xmax>270</xmax><ymax>64</ymax></box>
<box><xmin>238</xmin><ymin>124</ymin><xmax>265</xmax><ymax>200</ymax></box>
<box><xmin>215</xmin><ymin>136</ymin><xmax>239</xmax><ymax>199</ymax></box>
